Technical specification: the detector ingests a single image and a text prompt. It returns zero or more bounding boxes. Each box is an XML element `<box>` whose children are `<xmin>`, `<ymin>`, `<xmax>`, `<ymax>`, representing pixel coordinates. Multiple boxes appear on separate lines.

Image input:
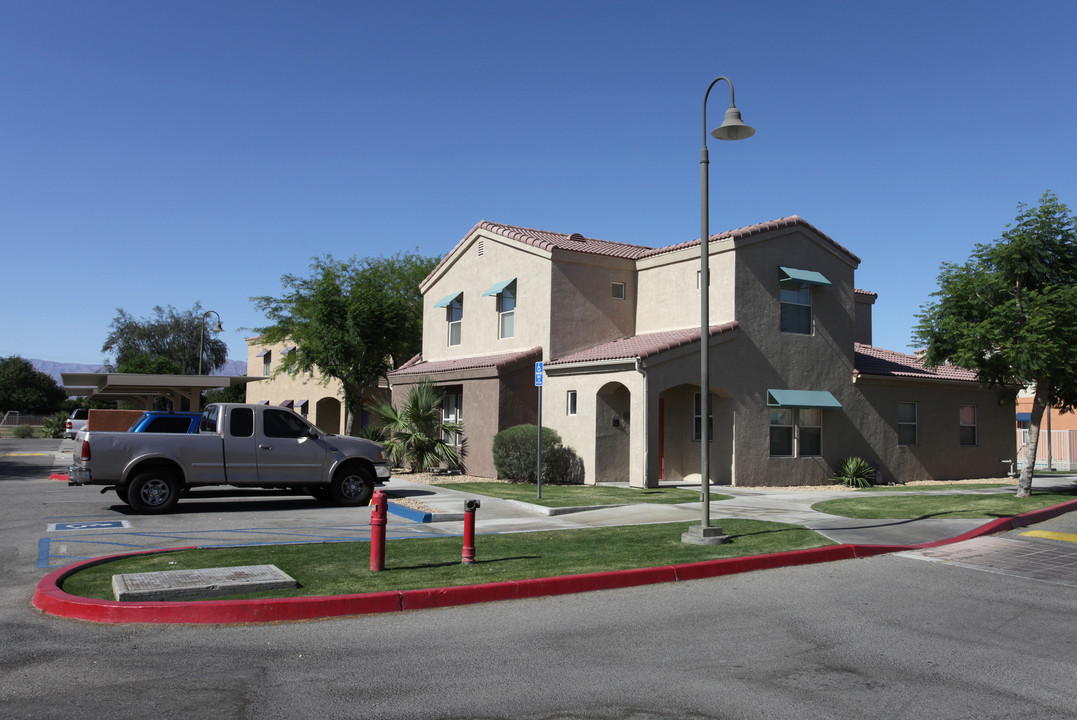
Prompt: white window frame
<box><xmin>262</xmin><ymin>351</ymin><xmax>271</xmax><ymax>376</ymax></box>
<box><xmin>770</xmin><ymin>408</ymin><xmax>824</xmax><ymax>457</ymax></box>
<box><xmin>959</xmin><ymin>405</ymin><xmax>977</xmax><ymax>446</ymax></box>
<box><xmin>442</xmin><ymin>391</ymin><xmax>462</xmax><ymax>446</ymax></box>
<box><xmin>497</xmin><ymin>282</ymin><xmax>516</xmax><ymax>340</ymax></box>
<box><xmin>611</xmin><ymin>282</ymin><xmax>626</xmax><ymax>300</ymax></box>
<box><xmin>898</xmin><ymin>402</ymin><xmax>918</xmax><ymax>446</ymax></box>
<box><xmin>567</xmin><ymin>390</ymin><xmax>577</xmax><ymax>416</ymax></box>
<box><xmin>780</xmin><ymin>279</ymin><xmax>813</xmax><ymax>334</ymax></box>
<box><xmin>447</xmin><ymin>296</ymin><xmax>463</xmax><ymax>347</ymax></box>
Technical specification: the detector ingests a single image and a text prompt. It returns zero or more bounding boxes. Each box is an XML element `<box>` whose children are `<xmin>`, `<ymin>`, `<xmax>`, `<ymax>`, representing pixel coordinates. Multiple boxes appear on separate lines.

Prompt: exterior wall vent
<box><xmin>477</xmin><ymin>239</ymin><xmax>485</xmax><ymax>256</ymax></box>
<box><xmin>568</xmin><ymin>233</ymin><xmax>586</xmax><ymax>243</ymax></box>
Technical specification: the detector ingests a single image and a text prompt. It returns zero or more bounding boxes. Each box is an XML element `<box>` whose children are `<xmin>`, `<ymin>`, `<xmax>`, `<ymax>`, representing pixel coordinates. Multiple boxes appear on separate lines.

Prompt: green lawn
<box><xmin>857</xmin><ymin>483</ymin><xmax>1013</xmax><ymax>492</ymax></box>
<box><xmin>813</xmin><ymin>487</ymin><xmax>1077</xmax><ymax>519</ymax></box>
<box><xmin>60</xmin><ymin>519</ymin><xmax>832</xmax><ymax>601</ymax></box>
<box><xmin>431</xmin><ymin>482</ymin><xmax>718</xmax><ymax>508</ymax></box>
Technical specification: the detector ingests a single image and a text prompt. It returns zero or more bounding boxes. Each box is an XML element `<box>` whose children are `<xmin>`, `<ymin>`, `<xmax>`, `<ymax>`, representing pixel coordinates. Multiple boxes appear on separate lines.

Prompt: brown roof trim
<box><xmin>387</xmin><ymin>346</ymin><xmax>543</xmax><ymax>379</ymax></box>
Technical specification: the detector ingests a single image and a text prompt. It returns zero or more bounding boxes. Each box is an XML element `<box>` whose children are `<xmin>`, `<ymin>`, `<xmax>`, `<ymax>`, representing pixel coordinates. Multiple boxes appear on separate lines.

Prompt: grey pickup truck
<box><xmin>68</xmin><ymin>403</ymin><xmax>391</xmax><ymax>513</ymax></box>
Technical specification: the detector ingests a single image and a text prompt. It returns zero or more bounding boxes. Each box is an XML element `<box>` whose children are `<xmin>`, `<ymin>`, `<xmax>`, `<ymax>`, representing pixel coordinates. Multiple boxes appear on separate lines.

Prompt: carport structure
<box><xmin>61</xmin><ymin>373</ymin><xmax>264</xmax><ymax>411</ymax></box>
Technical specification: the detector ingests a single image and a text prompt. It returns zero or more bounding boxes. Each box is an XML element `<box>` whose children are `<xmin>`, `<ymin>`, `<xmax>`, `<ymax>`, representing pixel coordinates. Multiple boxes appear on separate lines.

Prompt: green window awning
<box><xmin>767</xmin><ymin>389</ymin><xmax>842</xmax><ymax>408</ymax></box>
<box><xmin>433</xmin><ymin>292</ymin><xmax>462</xmax><ymax>308</ymax></box>
<box><xmin>481</xmin><ymin>278</ymin><xmax>516</xmax><ymax>297</ymax></box>
<box><xmin>780</xmin><ymin>266</ymin><xmax>831</xmax><ymax>286</ymax></box>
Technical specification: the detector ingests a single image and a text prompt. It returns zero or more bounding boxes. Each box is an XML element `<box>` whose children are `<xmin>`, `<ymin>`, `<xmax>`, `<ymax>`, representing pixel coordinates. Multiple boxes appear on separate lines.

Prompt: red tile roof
<box><xmin>388</xmin><ymin>347</ymin><xmax>543</xmax><ymax>378</ymax></box>
<box><xmin>423</xmin><ymin>215</ymin><xmax>860</xmax><ymax>287</ymax></box>
<box><xmin>854</xmin><ymin>343</ymin><xmax>978</xmax><ymax>382</ymax></box>
<box><xmin>639</xmin><ymin>215</ymin><xmax>861</xmax><ymax>264</ymax></box>
<box><xmin>547</xmin><ymin>322</ymin><xmax>740</xmax><ymax>366</ymax></box>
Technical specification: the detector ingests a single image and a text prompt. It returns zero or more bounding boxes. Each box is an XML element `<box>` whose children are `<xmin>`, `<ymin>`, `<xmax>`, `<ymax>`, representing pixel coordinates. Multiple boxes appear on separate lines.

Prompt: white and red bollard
<box><xmin>370</xmin><ymin>489</ymin><xmax>387</xmax><ymax>572</ymax></box>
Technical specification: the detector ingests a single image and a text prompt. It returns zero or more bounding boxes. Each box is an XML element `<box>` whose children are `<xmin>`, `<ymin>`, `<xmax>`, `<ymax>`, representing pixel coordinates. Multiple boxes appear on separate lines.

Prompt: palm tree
<box><xmin>368</xmin><ymin>380</ymin><xmax>463</xmax><ymax>473</ymax></box>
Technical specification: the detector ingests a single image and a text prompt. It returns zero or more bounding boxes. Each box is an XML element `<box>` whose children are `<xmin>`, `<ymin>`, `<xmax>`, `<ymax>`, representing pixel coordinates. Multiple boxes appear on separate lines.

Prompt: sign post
<box><xmin>535</xmin><ymin>361</ymin><xmax>543</xmax><ymax>499</ymax></box>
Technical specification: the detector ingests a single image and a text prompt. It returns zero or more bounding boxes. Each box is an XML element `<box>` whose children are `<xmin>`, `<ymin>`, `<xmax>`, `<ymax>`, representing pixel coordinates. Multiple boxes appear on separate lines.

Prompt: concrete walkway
<box><xmin>383</xmin><ymin>476</ymin><xmax>1075</xmax><ymax>547</ymax></box>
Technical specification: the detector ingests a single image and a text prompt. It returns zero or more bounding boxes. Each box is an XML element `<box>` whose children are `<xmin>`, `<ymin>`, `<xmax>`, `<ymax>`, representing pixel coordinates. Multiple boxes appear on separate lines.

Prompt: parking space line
<box><xmin>1020</xmin><ymin>529</ymin><xmax>1077</xmax><ymax>544</ymax></box>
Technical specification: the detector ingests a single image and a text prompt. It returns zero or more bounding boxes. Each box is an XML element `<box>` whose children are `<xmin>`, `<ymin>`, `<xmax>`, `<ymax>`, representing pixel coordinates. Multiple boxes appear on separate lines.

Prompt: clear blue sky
<box><xmin>3</xmin><ymin>0</ymin><xmax>1075</xmax><ymax>366</ymax></box>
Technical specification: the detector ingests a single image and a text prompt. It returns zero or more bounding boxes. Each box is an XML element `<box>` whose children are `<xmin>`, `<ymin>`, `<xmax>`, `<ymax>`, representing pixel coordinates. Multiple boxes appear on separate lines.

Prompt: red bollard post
<box><xmin>462</xmin><ymin>499</ymin><xmax>480</xmax><ymax>564</ymax></box>
<box><xmin>370</xmin><ymin>489</ymin><xmax>387</xmax><ymax>572</ymax></box>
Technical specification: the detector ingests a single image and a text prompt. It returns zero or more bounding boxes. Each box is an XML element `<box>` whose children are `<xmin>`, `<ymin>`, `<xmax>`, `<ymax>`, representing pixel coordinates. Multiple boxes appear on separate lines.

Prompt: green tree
<box><xmin>116</xmin><ymin>355</ymin><xmax>179</xmax><ymax>375</ymax></box>
<box><xmin>102</xmin><ymin>303</ymin><xmax>226</xmax><ymax>376</ymax></box>
<box><xmin>0</xmin><ymin>356</ymin><xmax>67</xmax><ymax>413</ymax></box>
<box><xmin>251</xmin><ymin>251</ymin><xmax>438</xmax><ymax>435</ymax></box>
<box><xmin>913</xmin><ymin>192</ymin><xmax>1077</xmax><ymax>496</ymax></box>
<box><xmin>368</xmin><ymin>380</ymin><xmax>463</xmax><ymax>472</ymax></box>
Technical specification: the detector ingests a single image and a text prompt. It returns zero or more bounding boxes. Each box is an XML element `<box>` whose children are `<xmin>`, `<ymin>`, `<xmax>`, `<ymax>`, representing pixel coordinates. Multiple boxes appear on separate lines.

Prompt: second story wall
<box><xmin>549</xmin><ymin>252</ymin><xmax>638</xmax><ymax>359</ymax></box>
<box><xmin>635</xmin><ymin>239</ymin><xmax>737</xmax><ymax>335</ymax></box>
<box><xmin>732</xmin><ymin>226</ymin><xmax>859</xmax><ymax>389</ymax></box>
<box><xmin>421</xmin><ymin>229</ymin><xmax>553</xmax><ymax>363</ymax></box>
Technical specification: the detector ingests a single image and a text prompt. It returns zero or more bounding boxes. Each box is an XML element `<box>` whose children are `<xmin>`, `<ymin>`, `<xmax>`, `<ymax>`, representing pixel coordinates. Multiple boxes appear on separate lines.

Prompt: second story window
<box><xmin>447</xmin><ymin>295</ymin><xmax>463</xmax><ymax>346</ymax></box>
<box><xmin>780</xmin><ymin>280</ymin><xmax>813</xmax><ymax>334</ymax></box>
<box><xmin>779</xmin><ymin>267</ymin><xmax>831</xmax><ymax>335</ymax></box>
<box><xmin>497</xmin><ymin>281</ymin><xmax>516</xmax><ymax>339</ymax></box>
<box><xmin>262</xmin><ymin>350</ymin><xmax>272</xmax><ymax>376</ymax></box>
<box><xmin>612</xmin><ymin>282</ymin><xmax>626</xmax><ymax>300</ymax></box>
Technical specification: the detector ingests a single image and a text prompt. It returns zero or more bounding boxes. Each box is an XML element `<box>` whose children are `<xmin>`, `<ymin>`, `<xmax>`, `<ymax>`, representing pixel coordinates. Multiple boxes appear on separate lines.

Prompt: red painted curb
<box><xmin>49</xmin><ymin>473</ymin><xmax>69</xmax><ymax>482</ymax></box>
<box><xmin>32</xmin><ymin>498</ymin><xmax>1077</xmax><ymax>624</ymax></box>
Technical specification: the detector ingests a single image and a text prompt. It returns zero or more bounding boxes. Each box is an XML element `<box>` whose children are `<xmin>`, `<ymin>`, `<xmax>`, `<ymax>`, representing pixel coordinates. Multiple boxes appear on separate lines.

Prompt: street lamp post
<box><xmin>682</xmin><ymin>76</ymin><xmax>754</xmax><ymax>546</ymax></box>
<box><xmin>198</xmin><ymin>310</ymin><xmax>223</xmax><ymax>376</ymax></box>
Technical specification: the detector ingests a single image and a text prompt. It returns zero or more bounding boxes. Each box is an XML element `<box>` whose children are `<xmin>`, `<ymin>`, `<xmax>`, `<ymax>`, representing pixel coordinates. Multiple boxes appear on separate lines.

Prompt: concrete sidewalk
<box><xmin>383</xmin><ymin>475</ymin><xmax>1076</xmax><ymax>547</ymax></box>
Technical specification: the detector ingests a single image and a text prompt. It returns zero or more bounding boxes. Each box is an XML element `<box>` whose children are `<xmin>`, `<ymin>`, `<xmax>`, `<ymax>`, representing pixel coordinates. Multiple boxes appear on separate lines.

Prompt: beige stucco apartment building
<box><xmin>244</xmin><ymin>338</ymin><xmax>350</xmax><ymax>434</ymax></box>
<box><xmin>388</xmin><ymin>215</ymin><xmax>1013</xmax><ymax>487</ymax></box>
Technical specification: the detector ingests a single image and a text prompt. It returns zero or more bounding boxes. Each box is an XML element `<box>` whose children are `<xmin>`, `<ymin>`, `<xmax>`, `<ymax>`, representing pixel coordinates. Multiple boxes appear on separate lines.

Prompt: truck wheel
<box><xmin>329</xmin><ymin>465</ymin><xmax>374</xmax><ymax>507</ymax></box>
<box><xmin>127</xmin><ymin>471</ymin><xmax>181</xmax><ymax>514</ymax></box>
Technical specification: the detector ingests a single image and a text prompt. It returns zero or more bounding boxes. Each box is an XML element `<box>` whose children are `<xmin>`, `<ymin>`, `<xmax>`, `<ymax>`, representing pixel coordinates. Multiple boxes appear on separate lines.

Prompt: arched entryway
<box><xmin>656</xmin><ymin>383</ymin><xmax>733</xmax><ymax>485</ymax></box>
<box><xmin>595</xmin><ymin>382</ymin><xmax>631</xmax><ymax>483</ymax></box>
<box><xmin>315</xmin><ymin>397</ymin><xmax>341</xmax><ymax>435</ymax></box>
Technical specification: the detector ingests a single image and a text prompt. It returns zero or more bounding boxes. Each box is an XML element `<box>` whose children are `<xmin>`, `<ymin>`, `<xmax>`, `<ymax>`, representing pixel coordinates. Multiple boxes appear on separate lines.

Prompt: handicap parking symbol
<box><xmin>48</xmin><ymin>520</ymin><xmax>131</xmax><ymax>532</ymax></box>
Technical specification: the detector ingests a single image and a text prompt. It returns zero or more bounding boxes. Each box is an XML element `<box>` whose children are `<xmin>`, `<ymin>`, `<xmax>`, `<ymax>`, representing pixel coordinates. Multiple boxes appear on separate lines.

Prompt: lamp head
<box><xmin>711</xmin><ymin>106</ymin><xmax>755</xmax><ymax>141</ymax></box>
<box><xmin>211</xmin><ymin>321</ymin><xmax>224</xmax><ymax>333</ymax></box>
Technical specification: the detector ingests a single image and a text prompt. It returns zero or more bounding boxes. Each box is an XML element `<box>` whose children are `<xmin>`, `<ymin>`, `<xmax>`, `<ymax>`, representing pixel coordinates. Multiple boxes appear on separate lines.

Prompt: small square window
<box><xmin>611</xmin><ymin>282</ymin><xmax>626</xmax><ymax>300</ymax></box>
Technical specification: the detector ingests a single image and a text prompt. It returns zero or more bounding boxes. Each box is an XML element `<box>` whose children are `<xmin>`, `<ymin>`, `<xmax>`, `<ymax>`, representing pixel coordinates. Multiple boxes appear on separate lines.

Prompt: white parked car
<box><xmin>64</xmin><ymin>408</ymin><xmax>88</xmax><ymax>439</ymax></box>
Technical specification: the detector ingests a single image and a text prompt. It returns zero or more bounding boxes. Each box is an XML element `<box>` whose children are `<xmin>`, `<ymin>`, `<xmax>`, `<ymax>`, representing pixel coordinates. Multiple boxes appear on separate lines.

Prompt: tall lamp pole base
<box><xmin>681</xmin><ymin>524</ymin><xmax>731</xmax><ymax>545</ymax></box>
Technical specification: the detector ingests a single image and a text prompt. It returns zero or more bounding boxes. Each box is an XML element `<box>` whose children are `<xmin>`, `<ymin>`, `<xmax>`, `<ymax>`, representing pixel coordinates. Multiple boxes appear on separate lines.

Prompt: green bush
<box><xmin>492</xmin><ymin>424</ymin><xmax>584</xmax><ymax>485</ymax></box>
<box><xmin>43</xmin><ymin>412</ymin><xmax>67</xmax><ymax>439</ymax></box>
<box><xmin>13</xmin><ymin>424</ymin><xmax>36</xmax><ymax>438</ymax></box>
<box><xmin>834</xmin><ymin>456</ymin><xmax>877</xmax><ymax>488</ymax></box>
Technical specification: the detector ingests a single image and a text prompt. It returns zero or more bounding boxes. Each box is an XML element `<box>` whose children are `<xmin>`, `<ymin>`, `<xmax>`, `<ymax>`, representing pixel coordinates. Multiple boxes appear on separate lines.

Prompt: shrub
<box><xmin>43</xmin><ymin>412</ymin><xmax>67</xmax><ymax>439</ymax></box>
<box><xmin>13</xmin><ymin>424</ymin><xmax>36</xmax><ymax>438</ymax></box>
<box><xmin>492</xmin><ymin>424</ymin><xmax>584</xmax><ymax>485</ymax></box>
<box><xmin>834</xmin><ymin>456</ymin><xmax>876</xmax><ymax>488</ymax></box>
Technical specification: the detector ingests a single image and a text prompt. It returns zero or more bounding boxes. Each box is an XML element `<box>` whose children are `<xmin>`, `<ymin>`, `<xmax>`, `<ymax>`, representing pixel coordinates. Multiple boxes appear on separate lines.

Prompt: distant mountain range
<box><xmin>30</xmin><ymin>358</ymin><xmax>249</xmax><ymax>385</ymax></box>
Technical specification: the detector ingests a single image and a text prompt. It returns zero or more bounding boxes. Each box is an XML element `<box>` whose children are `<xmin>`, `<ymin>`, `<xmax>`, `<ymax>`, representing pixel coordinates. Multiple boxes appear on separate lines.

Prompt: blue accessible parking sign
<box><xmin>535</xmin><ymin>361</ymin><xmax>544</xmax><ymax>386</ymax></box>
<box><xmin>48</xmin><ymin>520</ymin><xmax>131</xmax><ymax>531</ymax></box>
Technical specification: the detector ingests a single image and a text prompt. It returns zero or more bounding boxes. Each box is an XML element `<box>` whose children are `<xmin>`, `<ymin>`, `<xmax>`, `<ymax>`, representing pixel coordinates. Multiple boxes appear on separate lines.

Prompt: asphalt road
<box><xmin>3</xmin><ymin>439</ymin><xmax>1077</xmax><ymax>719</ymax></box>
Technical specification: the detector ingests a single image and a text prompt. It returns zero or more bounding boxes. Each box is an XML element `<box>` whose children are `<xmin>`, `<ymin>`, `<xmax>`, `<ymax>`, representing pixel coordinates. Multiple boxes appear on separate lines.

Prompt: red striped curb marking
<box><xmin>33</xmin><ymin>498</ymin><xmax>1077</xmax><ymax>625</ymax></box>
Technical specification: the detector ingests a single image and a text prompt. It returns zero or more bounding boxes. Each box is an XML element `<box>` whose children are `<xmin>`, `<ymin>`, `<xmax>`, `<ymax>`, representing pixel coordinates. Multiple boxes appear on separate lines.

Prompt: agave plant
<box><xmin>368</xmin><ymin>380</ymin><xmax>463</xmax><ymax>473</ymax></box>
<box><xmin>833</xmin><ymin>456</ymin><xmax>877</xmax><ymax>488</ymax></box>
